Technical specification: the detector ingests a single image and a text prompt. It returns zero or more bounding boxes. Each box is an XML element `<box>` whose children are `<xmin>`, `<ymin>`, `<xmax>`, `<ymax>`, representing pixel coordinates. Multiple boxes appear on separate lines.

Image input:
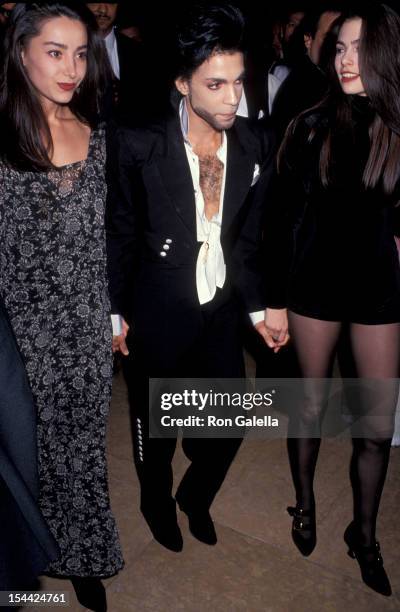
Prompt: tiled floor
<box><xmin>37</xmin><ymin>371</ymin><xmax>400</xmax><ymax>611</ymax></box>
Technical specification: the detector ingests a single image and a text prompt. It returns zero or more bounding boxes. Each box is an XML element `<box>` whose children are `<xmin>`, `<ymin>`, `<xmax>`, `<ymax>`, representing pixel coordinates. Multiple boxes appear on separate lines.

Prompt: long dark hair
<box><xmin>0</xmin><ymin>2</ymin><xmax>110</xmax><ymax>171</ymax></box>
<box><xmin>280</xmin><ymin>3</ymin><xmax>400</xmax><ymax>195</ymax></box>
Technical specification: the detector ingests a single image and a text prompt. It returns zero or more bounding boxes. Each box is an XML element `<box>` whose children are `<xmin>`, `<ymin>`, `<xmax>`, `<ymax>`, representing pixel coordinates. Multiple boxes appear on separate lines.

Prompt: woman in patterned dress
<box><xmin>0</xmin><ymin>4</ymin><xmax>123</xmax><ymax>610</ymax></box>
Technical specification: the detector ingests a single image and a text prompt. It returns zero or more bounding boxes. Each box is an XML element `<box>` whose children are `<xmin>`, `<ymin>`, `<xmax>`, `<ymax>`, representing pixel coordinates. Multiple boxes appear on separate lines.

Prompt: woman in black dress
<box><xmin>0</xmin><ymin>4</ymin><xmax>123</xmax><ymax>610</ymax></box>
<box><xmin>278</xmin><ymin>4</ymin><xmax>400</xmax><ymax>597</ymax></box>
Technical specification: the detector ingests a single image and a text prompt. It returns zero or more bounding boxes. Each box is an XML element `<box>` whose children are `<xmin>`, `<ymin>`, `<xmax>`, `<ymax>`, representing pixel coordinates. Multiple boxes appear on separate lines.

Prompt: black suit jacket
<box><xmin>0</xmin><ymin>297</ymin><xmax>59</xmax><ymax>588</ymax></box>
<box><xmin>106</xmin><ymin>113</ymin><xmax>279</xmax><ymax>357</ymax></box>
<box><xmin>270</xmin><ymin>55</ymin><xmax>329</xmax><ymax>142</ymax></box>
<box><xmin>104</xmin><ymin>32</ymin><xmax>172</xmax><ymax>126</ymax></box>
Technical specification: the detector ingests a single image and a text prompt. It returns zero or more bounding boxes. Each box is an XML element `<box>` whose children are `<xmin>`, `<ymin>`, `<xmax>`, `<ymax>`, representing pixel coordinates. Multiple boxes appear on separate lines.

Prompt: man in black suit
<box><xmin>87</xmin><ymin>2</ymin><xmax>170</xmax><ymax>123</ymax></box>
<box><xmin>271</xmin><ymin>4</ymin><xmax>342</xmax><ymax>140</ymax></box>
<box><xmin>106</xmin><ymin>3</ymin><xmax>288</xmax><ymax>552</ymax></box>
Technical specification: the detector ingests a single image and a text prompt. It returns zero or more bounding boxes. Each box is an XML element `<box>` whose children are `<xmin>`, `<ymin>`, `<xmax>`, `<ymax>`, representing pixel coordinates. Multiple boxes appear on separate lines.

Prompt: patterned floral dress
<box><xmin>0</xmin><ymin>127</ymin><xmax>124</xmax><ymax>577</ymax></box>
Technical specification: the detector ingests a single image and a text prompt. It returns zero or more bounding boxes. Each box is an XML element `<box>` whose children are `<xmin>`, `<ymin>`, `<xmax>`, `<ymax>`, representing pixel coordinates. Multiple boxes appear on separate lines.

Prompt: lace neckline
<box><xmin>52</xmin><ymin>128</ymin><xmax>96</xmax><ymax>171</ymax></box>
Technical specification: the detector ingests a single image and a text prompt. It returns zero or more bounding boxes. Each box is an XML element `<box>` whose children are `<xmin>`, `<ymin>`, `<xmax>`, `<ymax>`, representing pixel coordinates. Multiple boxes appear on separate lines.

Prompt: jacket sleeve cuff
<box><xmin>111</xmin><ymin>314</ymin><xmax>123</xmax><ymax>336</ymax></box>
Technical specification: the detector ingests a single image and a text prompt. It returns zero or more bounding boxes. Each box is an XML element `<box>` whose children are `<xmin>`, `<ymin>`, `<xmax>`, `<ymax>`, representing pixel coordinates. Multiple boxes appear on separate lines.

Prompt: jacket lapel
<box><xmin>155</xmin><ymin>116</ymin><xmax>257</xmax><ymax>237</ymax></box>
<box><xmin>155</xmin><ymin>116</ymin><xmax>196</xmax><ymax>237</ymax></box>
<box><xmin>222</xmin><ymin>126</ymin><xmax>257</xmax><ymax>234</ymax></box>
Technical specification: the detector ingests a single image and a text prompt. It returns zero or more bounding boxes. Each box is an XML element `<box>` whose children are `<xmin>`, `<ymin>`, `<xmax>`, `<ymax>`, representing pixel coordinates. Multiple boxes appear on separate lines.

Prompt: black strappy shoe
<box><xmin>287</xmin><ymin>505</ymin><xmax>316</xmax><ymax>557</ymax></box>
<box><xmin>344</xmin><ymin>522</ymin><xmax>392</xmax><ymax>597</ymax></box>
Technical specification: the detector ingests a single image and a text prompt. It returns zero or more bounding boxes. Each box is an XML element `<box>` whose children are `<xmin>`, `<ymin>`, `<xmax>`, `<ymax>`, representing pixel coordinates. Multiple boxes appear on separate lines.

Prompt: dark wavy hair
<box><xmin>0</xmin><ymin>2</ymin><xmax>110</xmax><ymax>171</ymax></box>
<box><xmin>174</xmin><ymin>2</ymin><xmax>245</xmax><ymax>80</ymax></box>
<box><xmin>280</xmin><ymin>3</ymin><xmax>400</xmax><ymax>195</ymax></box>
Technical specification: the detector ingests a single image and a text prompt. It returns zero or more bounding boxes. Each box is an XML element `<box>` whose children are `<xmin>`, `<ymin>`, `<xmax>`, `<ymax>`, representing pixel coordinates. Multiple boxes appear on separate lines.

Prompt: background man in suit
<box><xmin>106</xmin><ymin>2</ymin><xmax>288</xmax><ymax>553</ymax></box>
<box><xmin>240</xmin><ymin>4</ymin><xmax>306</xmax><ymax>121</ymax></box>
<box><xmin>271</xmin><ymin>3</ymin><xmax>342</xmax><ymax>140</ymax></box>
<box><xmin>87</xmin><ymin>2</ymin><xmax>171</xmax><ymax>124</ymax></box>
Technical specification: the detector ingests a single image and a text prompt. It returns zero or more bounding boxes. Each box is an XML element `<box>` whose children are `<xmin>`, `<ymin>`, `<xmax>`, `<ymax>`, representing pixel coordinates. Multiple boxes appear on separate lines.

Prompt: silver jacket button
<box><xmin>160</xmin><ymin>251</ymin><xmax>167</xmax><ymax>257</ymax></box>
<box><xmin>163</xmin><ymin>245</ymin><xmax>170</xmax><ymax>251</ymax></box>
<box><xmin>166</xmin><ymin>239</ymin><xmax>172</xmax><ymax>244</ymax></box>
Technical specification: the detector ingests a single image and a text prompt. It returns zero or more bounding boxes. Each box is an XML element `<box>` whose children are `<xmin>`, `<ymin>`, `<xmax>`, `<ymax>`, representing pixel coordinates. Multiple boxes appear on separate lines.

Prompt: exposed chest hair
<box><xmin>198</xmin><ymin>154</ymin><xmax>224</xmax><ymax>216</ymax></box>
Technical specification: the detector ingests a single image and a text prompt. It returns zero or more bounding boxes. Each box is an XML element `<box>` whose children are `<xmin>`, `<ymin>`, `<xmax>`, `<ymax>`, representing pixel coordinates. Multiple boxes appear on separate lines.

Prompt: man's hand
<box><xmin>255</xmin><ymin>308</ymin><xmax>289</xmax><ymax>353</ymax></box>
<box><xmin>112</xmin><ymin>318</ymin><xmax>130</xmax><ymax>356</ymax></box>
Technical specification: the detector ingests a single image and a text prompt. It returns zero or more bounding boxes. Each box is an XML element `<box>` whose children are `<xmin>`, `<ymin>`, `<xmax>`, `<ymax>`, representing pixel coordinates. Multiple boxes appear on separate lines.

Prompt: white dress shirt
<box><xmin>236</xmin><ymin>89</ymin><xmax>249</xmax><ymax>118</ymax></box>
<box><xmin>104</xmin><ymin>28</ymin><xmax>120</xmax><ymax>80</ymax></box>
<box><xmin>268</xmin><ymin>63</ymin><xmax>291</xmax><ymax>114</ymax></box>
<box><xmin>180</xmin><ymin>99</ymin><xmax>227</xmax><ymax>305</ymax></box>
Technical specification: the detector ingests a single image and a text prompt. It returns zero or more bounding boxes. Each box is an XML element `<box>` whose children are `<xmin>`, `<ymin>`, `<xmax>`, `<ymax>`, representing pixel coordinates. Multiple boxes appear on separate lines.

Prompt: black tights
<box><xmin>287</xmin><ymin>311</ymin><xmax>399</xmax><ymax>546</ymax></box>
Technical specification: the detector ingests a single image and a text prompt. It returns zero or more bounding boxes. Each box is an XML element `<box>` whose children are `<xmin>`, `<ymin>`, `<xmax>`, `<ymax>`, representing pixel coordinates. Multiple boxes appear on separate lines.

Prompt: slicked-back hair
<box><xmin>0</xmin><ymin>2</ymin><xmax>110</xmax><ymax>171</ymax></box>
<box><xmin>280</xmin><ymin>3</ymin><xmax>400</xmax><ymax>196</ymax></box>
<box><xmin>174</xmin><ymin>2</ymin><xmax>245</xmax><ymax>81</ymax></box>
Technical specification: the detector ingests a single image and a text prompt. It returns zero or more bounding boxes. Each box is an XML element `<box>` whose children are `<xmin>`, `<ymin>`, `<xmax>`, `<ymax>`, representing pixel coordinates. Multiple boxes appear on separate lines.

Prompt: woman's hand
<box><xmin>255</xmin><ymin>308</ymin><xmax>290</xmax><ymax>353</ymax></box>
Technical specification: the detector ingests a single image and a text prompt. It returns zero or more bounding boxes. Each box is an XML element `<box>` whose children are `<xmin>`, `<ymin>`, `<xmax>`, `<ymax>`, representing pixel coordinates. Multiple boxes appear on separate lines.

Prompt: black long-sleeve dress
<box><xmin>276</xmin><ymin>96</ymin><xmax>400</xmax><ymax>324</ymax></box>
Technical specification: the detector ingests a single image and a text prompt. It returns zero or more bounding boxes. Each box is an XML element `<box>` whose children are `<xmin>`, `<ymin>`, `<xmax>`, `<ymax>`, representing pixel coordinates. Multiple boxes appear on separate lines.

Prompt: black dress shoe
<box><xmin>287</xmin><ymin>505</ymin><xmax>316</xmax><ymax>557</ymax></box>
<box><xmin>177</xmin><ymin>503</ymin><xmax>217</xmax><ymax>545</ymax></box>
<box><xmin>142</xmin><ymin>508</ymin><xmax>183</xmax><ymax>552</ymax></box>
<box><xmin>71</xmin><ymin>577</ymin><xmax>107</xmax><ymax>612</ymax></box>
<box><xmin>344</xmin><ymin>522</ymin><xmax>392</xmax><ymax>597</ymax></box>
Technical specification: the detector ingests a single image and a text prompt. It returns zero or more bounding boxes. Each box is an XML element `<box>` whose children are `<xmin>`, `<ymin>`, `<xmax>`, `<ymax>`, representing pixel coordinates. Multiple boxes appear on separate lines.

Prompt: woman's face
<box><xmin>335</xmin><ymin>17</ymin><xmax>366</xmax><ymax>97</ymax></box>
<box><xmin>21</xmin><ymin>16</ymin><xmax>88</xmax><ymax>110</ymax></box>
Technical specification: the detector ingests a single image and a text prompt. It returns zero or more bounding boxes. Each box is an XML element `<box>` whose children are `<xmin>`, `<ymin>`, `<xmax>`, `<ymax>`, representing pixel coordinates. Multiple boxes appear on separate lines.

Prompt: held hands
<box><xmin>112</xmin><ymin>318</ymin><xmax>130</xmax><ymax>356</ymax></box>
<box><xmin>255</xmin><ymin>308</ymin><xmax>290</xmax><ymax>353</ymax></box>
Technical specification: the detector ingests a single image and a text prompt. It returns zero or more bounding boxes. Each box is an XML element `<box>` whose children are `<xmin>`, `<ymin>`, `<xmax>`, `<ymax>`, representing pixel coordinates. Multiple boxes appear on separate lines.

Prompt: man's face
<box><xmin>86</xmin><ymin>3</ymin><xmax>118</xmax><ymax>36</ymax></box>
<box><xmin>305</xmin><ymin>11</ymin><xmax>341</xmax><ymax>65</ymax></box>
<box><xmin>175</xmin><ymin>51</ymin><xmax>245</xmax><ymax>132</ymax></box>
<box><xmin>283</xmin><ymin>11</ymin><xmax>305</xmax><ymax>43</ymax></box>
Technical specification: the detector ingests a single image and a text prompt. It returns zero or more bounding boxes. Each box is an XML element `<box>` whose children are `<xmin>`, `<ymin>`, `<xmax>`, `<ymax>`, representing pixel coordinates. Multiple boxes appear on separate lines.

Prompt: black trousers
<box><xmin>123</xmin><ymin>291</ymin><xmax>245</xmax><ymax>522</ymax></box>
